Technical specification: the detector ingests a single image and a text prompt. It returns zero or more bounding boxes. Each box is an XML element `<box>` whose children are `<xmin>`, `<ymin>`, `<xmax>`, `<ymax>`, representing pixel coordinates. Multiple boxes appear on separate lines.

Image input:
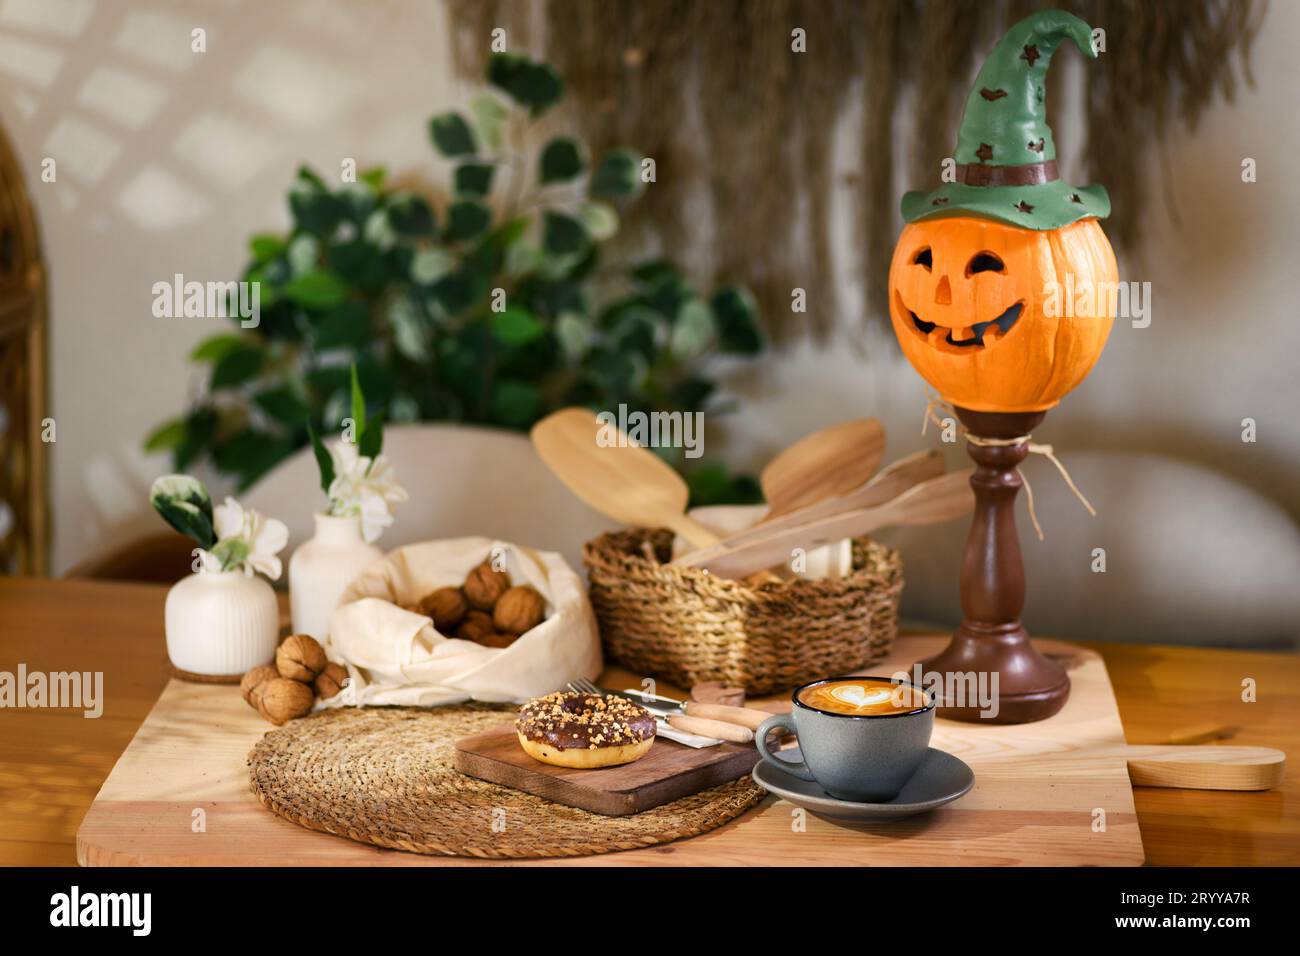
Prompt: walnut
<box><xmin>240</xmin><ymin>665</ymin><xmax>279</xmax><ymax>710</ymax></box>
<box><xmin>454</xmin><ymin>609</ymin><xmax>494</xmax><ymax>642</ymax></box>
<box><xmin>259</xmin><ymin>678</ymin><xmax>314</xmax><ymax>725</ymax></box>
<box><xmin>420</xmin><ymin>586</ymin><xmax>468</xmax><ymax>631</ymax></box>
<box><xmin>314</xmin><ymin>661</ymin><xmax>349</xmax><ymax>699</ymax></box>
<box><xmin>492</xmin><ymin>585</ymin><xmax>545</xmax><ymax>635</ymax></box>
<box><xmin>276</xmin><ymin>634</ymin><xmax>326</xmax><ymax>682</ymax></box>
<box><xmin>463</xmin><ymin>561</ymin><xmax>510</xmax><ymax>610</ymax></box>
<box><xmin>475</xmin><ymin>631</ymin><xmax>518</xmax><ymax>649</ymax></box>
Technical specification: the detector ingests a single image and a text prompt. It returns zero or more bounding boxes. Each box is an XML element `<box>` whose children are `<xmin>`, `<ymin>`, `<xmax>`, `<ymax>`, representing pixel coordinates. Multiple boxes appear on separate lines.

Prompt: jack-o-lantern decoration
<box><xmin>889</xmin><ymin>216</ymin><xmax>1117</xmax><ymax>413</ymax></box>
<box><xmin>891</xmin><ymin>10</ymin><xmax>1117</xmax><ymax>414</ymax></box>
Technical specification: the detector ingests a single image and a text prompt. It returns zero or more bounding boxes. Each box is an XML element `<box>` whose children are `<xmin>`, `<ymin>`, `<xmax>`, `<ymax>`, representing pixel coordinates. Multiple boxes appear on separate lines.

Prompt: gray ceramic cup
<box><xmin>755</xmin><ymin>676</ymin><xmax>935</xmax><ymax>802</ymax></box>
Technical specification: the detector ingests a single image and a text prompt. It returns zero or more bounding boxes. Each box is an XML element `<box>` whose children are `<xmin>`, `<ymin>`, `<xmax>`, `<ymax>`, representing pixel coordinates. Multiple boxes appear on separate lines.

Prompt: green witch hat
<box><xmin>901</xmin><ymin>9</ymin><xmax>1110</xmax><ymax>230</ymax></box>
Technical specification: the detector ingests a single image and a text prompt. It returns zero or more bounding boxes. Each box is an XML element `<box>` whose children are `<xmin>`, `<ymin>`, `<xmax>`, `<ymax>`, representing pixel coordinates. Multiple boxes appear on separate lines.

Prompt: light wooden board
<box><xmin>76</xmin><ymin>636</ymin><xmax>1146</xmax><ymax>866</ymax></box>
<box><xmin>455</xmin><ymin>724</ymin><xmax>760</xmax><ymax>815</ymax></box>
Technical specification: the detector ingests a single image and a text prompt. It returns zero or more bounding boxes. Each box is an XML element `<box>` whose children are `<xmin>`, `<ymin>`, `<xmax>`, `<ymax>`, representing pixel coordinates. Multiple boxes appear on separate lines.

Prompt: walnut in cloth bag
<box><xmin>318</xmin><ymin>537</ymin><xmax>601</xmax><ymax>708</ymax></box>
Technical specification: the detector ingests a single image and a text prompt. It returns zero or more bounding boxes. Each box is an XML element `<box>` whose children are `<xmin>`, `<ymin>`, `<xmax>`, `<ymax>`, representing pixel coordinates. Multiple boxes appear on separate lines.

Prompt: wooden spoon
<box><xmin>530</xmin><ymin>408</ymin><xmax>720</xmax><ymax>548</ymax></box>
<box><xmin>676</xmin><ymin>468</ymin><xmax>975</xmax><ymax>579</ymax></box>
<box><xmin>675</xmin><ymin>449</ymin><xmax>946</xmax><ymax>565</ymax></box>
<box><xmin>725</xmin><ymin>418</ymin><xmax>886</xmax><ymax>582</ymax></box>
<box><xmin>760</xmin><ymin>418</ymin><xmax>886</xmax><ymax>519</ymax></box>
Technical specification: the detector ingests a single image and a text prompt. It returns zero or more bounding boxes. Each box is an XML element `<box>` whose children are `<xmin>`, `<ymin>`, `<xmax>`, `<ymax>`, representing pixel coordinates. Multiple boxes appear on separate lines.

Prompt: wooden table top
<box><xmin>1</xmin><ymin>576</ymin><xmax>1296</xmax><ymax>866</ymax></box>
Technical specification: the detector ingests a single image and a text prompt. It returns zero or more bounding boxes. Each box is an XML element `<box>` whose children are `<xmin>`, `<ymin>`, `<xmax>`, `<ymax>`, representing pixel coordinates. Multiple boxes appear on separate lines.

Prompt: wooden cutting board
<box><xmin>77</xmin><ymin>636</ymin><xmax>1148</xmax><ymax>866</ymax></box>
<box><xmin>455</xmin><ymin>724</ymin><xmax>759</xmax><ymax>815</ymax></box>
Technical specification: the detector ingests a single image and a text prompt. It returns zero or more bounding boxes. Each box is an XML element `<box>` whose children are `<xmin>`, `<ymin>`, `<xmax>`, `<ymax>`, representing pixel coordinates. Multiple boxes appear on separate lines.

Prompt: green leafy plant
<box><xmin>145</xmin><ymin>53</ymin><xmax>763</xmax><ymax>503</ymax></box>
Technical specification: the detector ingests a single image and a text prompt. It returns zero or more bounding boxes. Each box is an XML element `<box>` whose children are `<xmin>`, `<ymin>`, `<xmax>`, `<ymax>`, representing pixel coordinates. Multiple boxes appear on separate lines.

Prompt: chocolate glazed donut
<box><xmin>516</xmin><ymin>692</ymin><xmax>657</xmax><ymax>769</ymax></box>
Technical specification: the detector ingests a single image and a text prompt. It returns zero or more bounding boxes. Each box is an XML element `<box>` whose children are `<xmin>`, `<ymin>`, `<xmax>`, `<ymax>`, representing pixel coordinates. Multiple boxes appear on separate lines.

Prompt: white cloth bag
<box><xmin>317</xmin><ymin>537</ymin><xmax>602</xmax><ymax>708</ymax></box>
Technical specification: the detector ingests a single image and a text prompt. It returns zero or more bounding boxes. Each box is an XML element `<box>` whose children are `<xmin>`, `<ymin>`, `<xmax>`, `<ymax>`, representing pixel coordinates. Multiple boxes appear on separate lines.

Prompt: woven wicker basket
<box><xmin>583</xmin><ymin>528</ymin><xmax>903</xmax><ymax>695</ymax></box>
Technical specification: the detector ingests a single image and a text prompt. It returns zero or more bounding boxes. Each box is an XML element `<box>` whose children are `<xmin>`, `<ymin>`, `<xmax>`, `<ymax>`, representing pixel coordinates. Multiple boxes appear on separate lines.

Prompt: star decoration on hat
<box><xmin>899</xmin><ymin>10</ymin><xmax>1112</xmax><ymax>231</ymax></box>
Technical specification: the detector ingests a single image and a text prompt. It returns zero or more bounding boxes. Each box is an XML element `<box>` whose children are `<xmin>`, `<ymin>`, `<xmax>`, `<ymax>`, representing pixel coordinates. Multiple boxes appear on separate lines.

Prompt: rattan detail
<box><xmin>248</xmin><ymin>704</ymin><xmax>765</xmax><ymax>859</ymax></box>
<box><xmin>584</xmin><ymin>529</ymin><xmax>903</xmax><ymax>694</ymax></box>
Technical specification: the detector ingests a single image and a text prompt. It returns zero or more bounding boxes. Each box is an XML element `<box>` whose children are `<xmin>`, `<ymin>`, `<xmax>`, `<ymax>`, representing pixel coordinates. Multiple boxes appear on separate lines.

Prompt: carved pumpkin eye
<box><xmin>966</xmin><ymin>251</ymin><xmax>1006</xmax><ymax>276</ymax></box>
<box><xmin>912</xmin><ymin>247</ymin><xmax>932</xmax><ymax>270</ymax></box>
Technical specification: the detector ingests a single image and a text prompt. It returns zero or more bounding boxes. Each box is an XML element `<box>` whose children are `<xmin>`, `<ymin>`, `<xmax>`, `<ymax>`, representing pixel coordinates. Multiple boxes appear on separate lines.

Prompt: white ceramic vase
<box><xmin>164</xmin><ymin>569</ymin><xmax>279</xmax><ymax>676</ymax></box>
<box><xmin>288</xmin><ymin>513</ymin><xmax>384</xmax><ymax>641</ymax></box>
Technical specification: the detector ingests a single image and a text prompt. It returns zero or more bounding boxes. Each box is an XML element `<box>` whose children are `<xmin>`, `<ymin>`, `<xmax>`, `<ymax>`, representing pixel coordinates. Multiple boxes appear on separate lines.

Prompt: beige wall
<box><xmin>0</xmin><ymin>0</ymin><xmax>1295</xmax><ymax>573</ymax></box>
<box><xmin>0</xmin><ymin>0</ymin><xmax>461</xmax><ymax>570</ymax></box>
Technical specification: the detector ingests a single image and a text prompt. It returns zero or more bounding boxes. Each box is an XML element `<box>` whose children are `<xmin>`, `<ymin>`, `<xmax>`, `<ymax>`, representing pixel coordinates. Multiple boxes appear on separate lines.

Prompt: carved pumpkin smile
<box><xmin>900</xmin><ymin>296</ymin><xmax>1024</xmax><ymax>352</ymax></box>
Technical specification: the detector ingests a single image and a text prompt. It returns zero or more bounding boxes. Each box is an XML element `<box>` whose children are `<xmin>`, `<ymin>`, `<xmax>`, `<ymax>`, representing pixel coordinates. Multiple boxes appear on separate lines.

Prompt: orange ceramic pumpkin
<box><xmin>888</xmin><ymin>216</ymin><xmax>1118</xmax><ymax>413</ymax></box>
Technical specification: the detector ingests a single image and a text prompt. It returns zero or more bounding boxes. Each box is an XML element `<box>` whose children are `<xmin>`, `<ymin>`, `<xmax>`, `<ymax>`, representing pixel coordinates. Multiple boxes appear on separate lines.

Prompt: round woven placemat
<box><xmin>248</xmin><ymin>704</ymin><xmax>765</xmax><ymax>859</ymax></box>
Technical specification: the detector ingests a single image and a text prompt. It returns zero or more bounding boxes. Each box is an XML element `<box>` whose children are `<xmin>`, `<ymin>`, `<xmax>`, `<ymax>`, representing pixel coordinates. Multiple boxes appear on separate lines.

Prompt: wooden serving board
<box><xmin>77</xmin><ymin>636</ymin><xmax>1148</xmax><ymax>866</ymax></box>
<box><xmin>455</xmin><ymin>724</ymin><xmax>759</xmax><ymax>815</ymax></box>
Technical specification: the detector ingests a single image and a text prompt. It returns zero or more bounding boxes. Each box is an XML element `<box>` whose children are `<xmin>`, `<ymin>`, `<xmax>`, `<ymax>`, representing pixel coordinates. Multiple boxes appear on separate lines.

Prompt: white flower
<box><xmin>202</xmin><ymin>497</ymin><xmax>289</xmax><ymax>580</ymax></box>
<box><xmin>196</xmin><ymin>548</ymin><xmax>226</xmax><ymax>574</ymax></box>
<box><xmin>326</xmin><ymin>441</ymin><xmax>408</xmax><ymax>543</ymax></box>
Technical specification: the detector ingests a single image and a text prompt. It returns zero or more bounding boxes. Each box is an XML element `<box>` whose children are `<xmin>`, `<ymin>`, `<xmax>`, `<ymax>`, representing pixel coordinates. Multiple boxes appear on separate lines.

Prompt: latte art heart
<box><xmin>830</xmin><ymin>685</ymin><xmax>892</xmax><ymax>708</ymax></box>
<box><xmin>799</xmin><ymin>679</ymin><xmax>930</xmax><ymax>716</ymax></box>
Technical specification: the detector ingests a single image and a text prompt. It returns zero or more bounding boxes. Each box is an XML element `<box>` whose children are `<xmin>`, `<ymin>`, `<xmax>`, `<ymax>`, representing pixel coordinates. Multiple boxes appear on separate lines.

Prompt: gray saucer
<box><xmin>752</xmin><ymin>747</ymin><xmax>974</xmax><ymax>821</ymax></box>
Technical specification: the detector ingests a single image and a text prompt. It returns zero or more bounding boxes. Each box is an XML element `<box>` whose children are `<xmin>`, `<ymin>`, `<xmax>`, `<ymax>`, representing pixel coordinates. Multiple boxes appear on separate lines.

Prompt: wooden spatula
<box><xmin>760</xmin><ymin>418</ymin><xmax>885</xmax><ymax>519</ymax></box>
<box><xmin>737</xmin><ymin>418</ymin><xmax>886</xmax><ymax>581</ymax></box>
<box><xmin>530</xmin><ymin>408</ymin><xmax>720</xmax><ymax>549</ymax></box>
<box><xmin>674</xmin><ymin>449</ymin><xmax>946</xmax><ymax>566</ymax></box>
<box><xmin>676</xmin><ymin>469</ymin><xmax>975</xmax><ymax>579</ymax></box>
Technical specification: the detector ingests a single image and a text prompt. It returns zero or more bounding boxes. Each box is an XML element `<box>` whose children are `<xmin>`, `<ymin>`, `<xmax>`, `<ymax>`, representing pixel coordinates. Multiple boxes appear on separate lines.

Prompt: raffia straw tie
<box><xmin>921</xmin><ymin>397</ymin><xmax>1095</xmax><ymax>540</ymax></box>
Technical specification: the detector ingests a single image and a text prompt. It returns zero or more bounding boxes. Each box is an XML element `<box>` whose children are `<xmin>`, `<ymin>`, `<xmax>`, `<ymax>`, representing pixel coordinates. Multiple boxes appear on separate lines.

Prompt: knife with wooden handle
<box><xmin>682</xmin><ymin>702</ymin><xmax>773</xmax><ymax>731</ymax></box>
<box><xmin>667</xmin><ymin>715</ymin><xmax>754</xmax><ymax>744</ymax></box>
<box><xmin>603</xmin><ymin>687</ymin><xmax>772</xmax><ymax>733</ymax></box>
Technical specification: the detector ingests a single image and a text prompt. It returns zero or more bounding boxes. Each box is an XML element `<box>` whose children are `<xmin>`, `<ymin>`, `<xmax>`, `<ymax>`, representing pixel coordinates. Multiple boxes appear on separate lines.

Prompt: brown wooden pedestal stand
<box><xmin>918</xmin><ymin>407</ymin><xmax>1069</xmax><ymax>723</ymax></box>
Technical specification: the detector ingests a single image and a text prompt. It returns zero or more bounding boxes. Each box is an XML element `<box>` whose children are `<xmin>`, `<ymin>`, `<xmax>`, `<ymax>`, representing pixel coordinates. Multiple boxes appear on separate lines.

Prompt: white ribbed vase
<box><xmin>288</xmin><ymin>513</ymin><xmax>383</xmax><ymax>642</ymax></box>
<box><xmin>164</xmin><ymin>570</ymin><xmax>279</xmax><ymax>676</ymax></box>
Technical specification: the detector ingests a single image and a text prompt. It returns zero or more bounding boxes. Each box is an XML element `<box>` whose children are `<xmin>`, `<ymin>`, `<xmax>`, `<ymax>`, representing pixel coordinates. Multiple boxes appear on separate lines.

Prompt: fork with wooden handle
<box><xmin>570</xmin><ymin>678</ymin><xmax>766</xmax><ymax>745</ymax></box>
<box><xmin>675</xmin><ymin>468</ymin><xmax>975</xmax><ymax>580</ymax></box>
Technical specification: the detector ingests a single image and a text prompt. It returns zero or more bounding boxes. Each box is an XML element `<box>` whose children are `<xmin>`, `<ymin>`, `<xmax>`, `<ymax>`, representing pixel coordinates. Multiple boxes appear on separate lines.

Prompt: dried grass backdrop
<box><xmin>448</xmin><ymin>0</ymin><xmax>1262</xmax><ymax>344</ymax></box>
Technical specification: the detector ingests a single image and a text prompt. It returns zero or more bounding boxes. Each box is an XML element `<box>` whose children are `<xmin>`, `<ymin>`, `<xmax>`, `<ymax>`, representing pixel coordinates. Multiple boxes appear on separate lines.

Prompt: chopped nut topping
<box><xmin>516</xmin><ymin>691</ymin><xmax>656</xmax><ymax>751</ymax></box>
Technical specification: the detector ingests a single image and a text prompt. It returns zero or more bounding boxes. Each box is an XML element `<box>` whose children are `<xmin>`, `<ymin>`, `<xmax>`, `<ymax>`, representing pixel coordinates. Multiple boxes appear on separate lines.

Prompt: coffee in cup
<box><xmin>797</xmin><ymin>679</ymin><xmax>930</xmax><ymax>717</ymax></box>
<box><xmin>756</xmin><ymin>676</ymin><xmax>935</xmax><ymax>802</ymax></box>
